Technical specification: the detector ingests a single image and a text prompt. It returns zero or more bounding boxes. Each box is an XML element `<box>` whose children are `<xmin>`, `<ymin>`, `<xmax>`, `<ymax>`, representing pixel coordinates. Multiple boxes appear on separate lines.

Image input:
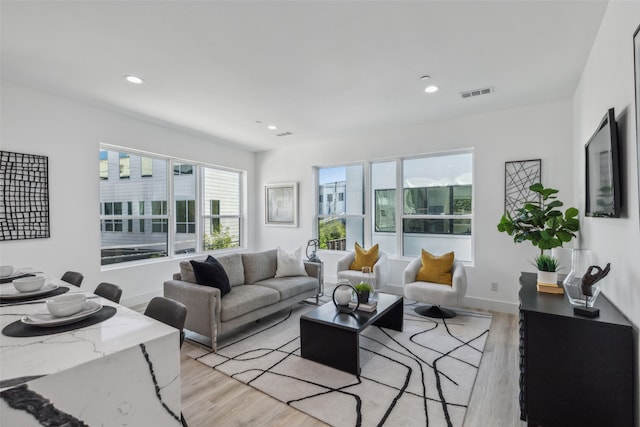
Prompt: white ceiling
<box><xmin>1</xmin><ymin>1</ymin><xmax>608</xmax><ymax>152</ymax></box>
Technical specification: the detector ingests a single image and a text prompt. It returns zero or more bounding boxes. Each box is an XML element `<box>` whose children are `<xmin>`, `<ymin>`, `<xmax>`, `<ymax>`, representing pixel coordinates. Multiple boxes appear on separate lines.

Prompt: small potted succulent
<box><xmin>533</xmin><ymin>253</ymin><xmax>560</xmax><ymax>285</ymax></box>
<box><xmin>354</xmin><ymin>282</ymin><xmax>374</xmax><ymax>303</ymax></box>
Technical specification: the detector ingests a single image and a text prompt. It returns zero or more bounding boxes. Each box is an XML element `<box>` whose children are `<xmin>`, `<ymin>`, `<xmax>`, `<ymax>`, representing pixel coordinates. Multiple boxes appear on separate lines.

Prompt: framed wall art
<box><xmin>504</xmin><ymin>159</ymin><xmax>541</xmax><ymax>218</ymax></box>
<box><xmin>265</xmin><ymin>182</ymin><xmax>298</xmax><ymax>227</ymax></box>
<box><xmin>0</xmin><ymin>150</ymin><xmax>50</xmax><ymax>240</ymax></box>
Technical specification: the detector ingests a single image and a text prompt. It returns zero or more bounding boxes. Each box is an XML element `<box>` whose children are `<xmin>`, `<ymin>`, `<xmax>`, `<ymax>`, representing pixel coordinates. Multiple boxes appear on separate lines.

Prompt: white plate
<box><xmin>21</xmin><ymin>300</ymin><xmax>103</xmax><ymax>327</ymax></box>
<box><xmin>0</xmin><ymin>270</ymin><xmax>26</xmax><ymax>279</ymax></box>
<box><xmin>0</xmin><ymin>283</ymin><xmax>59</xmax><ymax>299</ymax></box>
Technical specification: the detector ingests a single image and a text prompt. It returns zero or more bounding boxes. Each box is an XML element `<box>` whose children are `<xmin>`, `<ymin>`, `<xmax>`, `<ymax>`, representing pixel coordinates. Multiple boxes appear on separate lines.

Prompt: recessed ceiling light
<box><xmin>125</xmin><ymin>75</ymin><xmax>144</xmax><ymax>84</ymax></box>
<box><xmin>267</xmin><ymin>125</ymin><xmax>278</xmax><ymax>130</ymax></box>
<box><xmin>425</xmin><ymin>85</ymin><xmax>439</xmax><ymax>93</ymax></box>
<box><xmin>420</xmin><ymin>75</ymin><xmax>431</xmax><ymax>80</ymax></box>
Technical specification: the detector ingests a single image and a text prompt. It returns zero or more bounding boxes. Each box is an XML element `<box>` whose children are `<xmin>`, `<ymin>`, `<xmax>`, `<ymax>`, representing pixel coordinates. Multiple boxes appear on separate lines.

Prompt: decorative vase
<box><xmin>537</xmin><ymin>270</ymin><xmax>558</xmax><ymax>286</ymax></box>
<box><xmin>563</xmin><ymin>249</ymin><xmax>600</xmax><ymax>307</ymax></box>
<box><xmin>361</xmin><ymin>266</ymin><xmax>375</xmax><ymax>289</ymax></box>
<box><xmin>334</xmin><ymin>282</ymin><xmax>352</xmax><ymax>306</ymax></box>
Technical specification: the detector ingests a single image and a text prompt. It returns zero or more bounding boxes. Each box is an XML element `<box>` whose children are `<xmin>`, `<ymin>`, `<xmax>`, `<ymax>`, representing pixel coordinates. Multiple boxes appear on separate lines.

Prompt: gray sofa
<box><xmin>163</xmin><ymin>249</ymin><xmax>320</xmax><ymax>350</ymax></box>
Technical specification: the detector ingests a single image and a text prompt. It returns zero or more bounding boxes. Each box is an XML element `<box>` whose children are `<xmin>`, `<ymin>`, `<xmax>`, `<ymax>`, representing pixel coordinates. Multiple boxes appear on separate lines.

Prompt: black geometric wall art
<box><xmin>0</xmin><ymin>151</ymin><xmax>50</xmax><ymax>240</ymax></box>
<box><xmin>504</xmin><ymin>159</ymin><xmax>541</xmax><ymax>218</ymax></box>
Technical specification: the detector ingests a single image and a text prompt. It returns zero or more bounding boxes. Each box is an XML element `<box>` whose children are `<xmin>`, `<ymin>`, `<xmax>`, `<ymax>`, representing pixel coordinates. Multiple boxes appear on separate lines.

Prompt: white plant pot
<box><xmin>537</xmin><ymin>270</ymin><xmax>558</xmax><ymax>286</ymax></box>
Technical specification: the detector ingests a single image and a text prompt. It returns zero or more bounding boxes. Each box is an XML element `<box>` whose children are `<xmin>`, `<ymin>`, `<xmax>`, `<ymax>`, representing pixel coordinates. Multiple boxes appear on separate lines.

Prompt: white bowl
<box><xmin>0</xmin><ymin>265</ymin><xmax>15</xmax><ymax>277</ymax></box>
<box><xmin>13</xmin><ymin>276</ymin><xmax>46</xmax><ymax>293</ymax></box>
<box><xmin>46</xmin><ymin>294</ymin><xmax>88</xmax><ymax>317</ymax></box>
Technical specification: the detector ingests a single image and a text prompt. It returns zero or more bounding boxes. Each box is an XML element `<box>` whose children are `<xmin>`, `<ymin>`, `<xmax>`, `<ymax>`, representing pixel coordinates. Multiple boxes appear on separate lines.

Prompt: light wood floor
<box><xmin>179</xmin><ymin>311</ymin><xmax>525</xmax><ymax>427</ymax></box>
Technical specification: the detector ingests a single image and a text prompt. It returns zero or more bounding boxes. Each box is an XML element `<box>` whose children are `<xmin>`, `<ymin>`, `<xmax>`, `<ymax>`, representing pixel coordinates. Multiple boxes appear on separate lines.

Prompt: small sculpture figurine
<box><xmin>575</xmin><ymin>263</ymin><xmax>611</xmax><ymax>318</ymax></box>
<box><xmin>581</xmin><ymin>263</ymin><xmax>611</xmax><ymax>296</ymax></box>
<box><xmin>306</xmin><ymin>239</ymin><xmax>321</xmax><ymax>263</ymax></box>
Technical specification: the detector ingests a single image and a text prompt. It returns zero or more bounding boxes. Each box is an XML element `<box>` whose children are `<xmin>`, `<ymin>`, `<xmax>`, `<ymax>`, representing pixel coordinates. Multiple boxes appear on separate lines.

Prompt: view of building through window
<box><xmin>317</xmin><ymin>165</ymin><xmax>364</xmax><ymax>251</ymax></box>
<box><xmin>317</xmin><ymin>152</ymin><xmax>473</xmax><ymax>261</ymax></box>
<box><xmin>99</xmin><ymin>148</ymin><xmax>242</xmax><ymax>266</ymax></box>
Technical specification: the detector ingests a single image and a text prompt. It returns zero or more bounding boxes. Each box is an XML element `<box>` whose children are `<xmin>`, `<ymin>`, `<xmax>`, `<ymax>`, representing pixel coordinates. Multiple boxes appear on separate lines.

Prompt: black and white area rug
<box><xmin>188</xmin><ymin>300</ymin><xmax>492</xmax><ymax>427</ymax></box>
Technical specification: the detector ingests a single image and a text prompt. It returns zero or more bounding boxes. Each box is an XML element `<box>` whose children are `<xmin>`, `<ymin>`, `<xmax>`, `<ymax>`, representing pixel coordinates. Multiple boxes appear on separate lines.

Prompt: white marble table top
<box><xmin>0</xmin><ymin>281</ymin><xmax>177</xmax><ymax>390</ymax></box>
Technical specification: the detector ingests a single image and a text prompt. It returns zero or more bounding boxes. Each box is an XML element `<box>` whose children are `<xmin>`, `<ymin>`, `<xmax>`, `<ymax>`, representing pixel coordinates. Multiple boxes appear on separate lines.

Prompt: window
<box><xmin>374</xmin><ymin>189</ymin><xmax>396</xmax><ymax>232</ymax></box>
<box><xmin>371</xmin><ymin>161</ymin><xmax>397</xmax><ymax>254</ymax></box>
<box><xmin>173</xmin><ymin>162</ymin><xmax>196</xmax><ymax>254</ymax></box>
<box><xmin>152</xmin><ymin>201</ymin><xmax>168</xmax><ymax>233</ymax></box>
<box><xmin>202</xmin><ymin>167</ymin><xmax>241</xmax><ymax>251</ymax></box>
<box><xmin>402</xmin><ymin>153</ymin><xmax>473</xmax><ymax>259</ymax></box>
<box><xmin>139</xmin><ymin>201</ymin><xmax>145</xmax><ymax>232</ymax></box>
<box><xmin>100</xmin><ymin>149</ymin><xmax>169</xmax><ymax>265</ymax></box>
<box><xmin>99</xmin><ymin>150</ymin><xmax>108</xmax><ymax>180</ymax></box>
<box><xmin>317</xmin><ymin>165</ymin><xmax>364</xmax><ymax>251</ymax></box>
<box><xmin>99</xmin><ymin>146</ymin><xmax>244</xmax><ymax>266</ymax></box>
<box><xmin>119</xmin><ymin>152</ymin><xmax>130</xmax><ymax>179</ymax></box>
<box><xmin>210</xmin><ymin>200</ymin><xmax>220</xmax><ymax>232</ymax></box>
<box><xmin>173</xmin><ymin>163</ymin><xmax>193</xmax><ymax>175</ymax></box>
<box><xmin>316</xmin><ymin>152</ymin><xmax>473</xmax><ymax>261</ymax></box>
<box><xmin>141</xmin><ymin>157</ymin><xmax>153</xmax><ymax>177</ymax></box>
<box><xmin>175</xmin><ymin>200</ymin><xmax>196</xmax><ymax>233</ymax></box>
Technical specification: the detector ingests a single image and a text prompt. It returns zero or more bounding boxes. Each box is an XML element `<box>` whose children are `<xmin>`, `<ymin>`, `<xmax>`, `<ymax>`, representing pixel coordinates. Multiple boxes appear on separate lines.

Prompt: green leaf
<box><xmin>546</xmin><ymin>200</ymin><xmax>563</xmax><ymax>209</ymax></box>
<box><xmin>565</xmin><ymin>207</ymin><xmax>579</xmax><ymax>218</ymax></box>
<box><xmin>529</xmin><ymin>183</ymin><xmax>544</xmax><ymax>193</ymax></box>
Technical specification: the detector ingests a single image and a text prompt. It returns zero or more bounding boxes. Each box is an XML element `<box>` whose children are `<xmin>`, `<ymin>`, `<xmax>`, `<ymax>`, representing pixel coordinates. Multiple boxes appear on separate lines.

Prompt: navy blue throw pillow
<box><xmin>190</xmin><ymin>257</ymin><xmax>231</xmax><ymax>297</ymax></box>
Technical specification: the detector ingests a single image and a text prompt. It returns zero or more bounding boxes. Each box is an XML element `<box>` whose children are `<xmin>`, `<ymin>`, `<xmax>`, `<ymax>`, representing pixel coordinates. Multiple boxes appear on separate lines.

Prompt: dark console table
<box><xmin>518</xmin><ymin>272</ymin><xmax>634</xmax><ymax>427</ymax></box>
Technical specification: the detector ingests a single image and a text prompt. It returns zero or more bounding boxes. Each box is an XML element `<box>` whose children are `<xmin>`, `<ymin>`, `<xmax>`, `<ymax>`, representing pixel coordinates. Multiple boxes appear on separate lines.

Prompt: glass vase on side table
<box><xmin>563</xmin><ymin>249</ymin><xmax>600</xmax><ymax>307</ymax></box>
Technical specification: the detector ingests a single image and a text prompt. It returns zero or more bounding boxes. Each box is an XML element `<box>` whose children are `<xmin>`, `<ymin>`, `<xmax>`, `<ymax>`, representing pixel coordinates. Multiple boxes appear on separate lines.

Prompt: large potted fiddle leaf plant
<box><xmin>497</xmin><ymin>183</ymin><xmax>579</xmax><ymax>284</ymax></box>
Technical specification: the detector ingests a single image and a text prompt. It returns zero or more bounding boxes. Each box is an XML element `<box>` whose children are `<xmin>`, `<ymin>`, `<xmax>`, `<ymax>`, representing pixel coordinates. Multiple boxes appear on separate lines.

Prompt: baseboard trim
<box><xmin>463</xmin><ymin>296</ymin><xmax>519</xmax><ymax>314</ymax></box>
<box><xmin>120</xmin><ymin>289</ymin><xmax>163</xmax><ymax>309</ymax></box>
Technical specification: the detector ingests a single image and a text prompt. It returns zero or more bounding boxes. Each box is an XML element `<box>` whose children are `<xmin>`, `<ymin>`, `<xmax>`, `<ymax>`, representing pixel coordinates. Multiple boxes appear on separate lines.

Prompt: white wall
<box><xmin>573</xmin><ymin>2</ymin><xmax>639</xmax><ymax>420</ymax></box>
<box><xmin>573</xmin><ymin>0</ymin><xmax>640</xmax><ymax>329</ymax></box>
<box><xmin>256</xmin><ymin>98</ymin><xmax>574</xmax><ymax>313</ymax></box>
<box><xmin>0</xmin><ymin>81</ymin><xmax>256</xmax><ymax>306</ymax></box>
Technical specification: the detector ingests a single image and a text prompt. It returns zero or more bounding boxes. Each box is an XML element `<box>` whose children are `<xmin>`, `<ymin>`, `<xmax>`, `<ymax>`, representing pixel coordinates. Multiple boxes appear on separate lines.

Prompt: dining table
<box><xmin>0</xmin><ymin>271</ymin><xmax>182</xmax><ymax>426</ymax></box>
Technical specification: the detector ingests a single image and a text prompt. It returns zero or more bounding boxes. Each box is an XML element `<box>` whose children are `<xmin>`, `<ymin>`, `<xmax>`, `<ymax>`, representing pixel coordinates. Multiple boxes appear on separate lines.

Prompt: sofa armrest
<box><xmin>403</xmin><ymin>257</ymin><xmax>422</xmax><ymax>285</ymax></box>
<box><xmin>336</xmin><ymin>252</ymin><xmax>355</xmax><ymax>274</ymax></box>
<box><xmin>163</xmin><ymin>279</ymin><xmax>222</xmax><ymax>350</ymax></box>
<box><xmin>451</xmin><ymin>260</ymin><xmax>467</xmax><ymax>305</ymax></box>
<box><xmin>373</xmin><ymin>251</ymin><xmax>389</xmax><ymax>288</ymax></box>
<box><xmin>303</xmin><ymin>261</ymin><xmax>321</xmax><ymax>279</ymax></box>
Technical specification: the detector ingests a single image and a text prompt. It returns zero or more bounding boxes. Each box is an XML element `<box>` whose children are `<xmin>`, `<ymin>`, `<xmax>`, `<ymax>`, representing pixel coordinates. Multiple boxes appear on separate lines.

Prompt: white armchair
<box><xmin>336</xmin><ymin>250</ymin><xmax>389</xmax><ymax>290</ymax></box>
<box><xmin>403</xmin><ymin>257</ymin><xmax>467</xmax><ymax>318</ymax></box>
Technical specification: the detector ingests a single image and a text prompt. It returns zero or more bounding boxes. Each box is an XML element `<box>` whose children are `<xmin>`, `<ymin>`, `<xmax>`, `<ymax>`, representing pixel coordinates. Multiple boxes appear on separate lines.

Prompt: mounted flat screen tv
<box><xmin>585</xmin><ymin>108</ymin><xmax>621</xmax><ymax>217</ymax></box>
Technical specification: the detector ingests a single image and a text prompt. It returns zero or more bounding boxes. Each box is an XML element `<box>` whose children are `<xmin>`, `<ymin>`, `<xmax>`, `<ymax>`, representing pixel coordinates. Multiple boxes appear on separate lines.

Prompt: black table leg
<box><xmin>300</xmin><ymin>318</ymin><xmax>360</xmax><ymax>375</ymax></box>
<box><xmin>373</xmin><ymin>297</ymin><xmax>403</xmax><ymax>331</ymax></box>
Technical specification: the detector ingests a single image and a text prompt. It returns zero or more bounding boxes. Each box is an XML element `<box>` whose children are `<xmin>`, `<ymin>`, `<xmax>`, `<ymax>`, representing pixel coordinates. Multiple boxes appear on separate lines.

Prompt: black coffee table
<box><xmin>300</xmin><ymin>292</ymin><xmax>403</xmax><ymax>375</ymax></box>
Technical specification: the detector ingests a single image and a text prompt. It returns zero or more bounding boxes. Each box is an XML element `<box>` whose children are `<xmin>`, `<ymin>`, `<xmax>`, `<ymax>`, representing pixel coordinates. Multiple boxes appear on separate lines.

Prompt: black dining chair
<box><xmin>143</xmin><ymin>296</ymin><xmax>188</xmax><ymax>426</ymax></box>
<box><xmin>144</xmin><ymin>296</ymin><xmax>188</xmax><ymax>347</ymax></box>
<box><xmin>61</xmin><ymin>271</ymin><xmax>84</xmax><ymax>287</ymax></box>
<box><xmin>94</xmin><ymin>282</ymin><xmax>123</xmax><ymax>304</ymax></box>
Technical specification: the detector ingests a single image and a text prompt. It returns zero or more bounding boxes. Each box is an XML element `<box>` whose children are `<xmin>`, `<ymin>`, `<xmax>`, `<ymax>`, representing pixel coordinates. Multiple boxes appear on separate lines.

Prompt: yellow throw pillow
<box><xmin>350</xmin><ymin>243</ymin><xmax>379</xmax><ymax>271</ymax></box>
<box><xmin>416</xmin><ymin>249</ymin><xmax>454</xmax><ymax>285</ymax></box>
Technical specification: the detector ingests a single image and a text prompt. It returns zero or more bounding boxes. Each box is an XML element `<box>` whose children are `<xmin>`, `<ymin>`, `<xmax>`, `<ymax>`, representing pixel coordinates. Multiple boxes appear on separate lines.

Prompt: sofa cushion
<box><xmin>215</xmin><ymin>253</ymin><xmax>245</xmax><ymax>287</ymax></box>
<box><xmin>190</xmin><ymin>258</ymin><xmax>231</xmax><ymax>296</ymax></box>
<box><xmin>416</xmin><ymin>249</ymin><xmax>454</xmax><ymax>285</ymax></box>
<box><xmin>242</xmin><ymin>249</ymin><xmax>277</xmax><ymax>284</ymax></box>
<box><xmin>254</xmin><ymin>276</ymin><xmax>317</xmax><ymax>300</ymax></box>
<box><xmin>220</xmin><ymin>285</ymin><xmax>280</xmax><ymax>322</ymax></box>
<box><xmin>180</xmin><ymin>261</ymin><xmax>197</xmax><ymax>283</ymax></box>
<box><xmin>275</xmin><ymin>247</ymin><xmax>308</xmax><ymax>278</ymax></box>
<box><xmin>350</xmin><ymin>243</ymin><xmax>379</xmax><ymax>271</ymax></box>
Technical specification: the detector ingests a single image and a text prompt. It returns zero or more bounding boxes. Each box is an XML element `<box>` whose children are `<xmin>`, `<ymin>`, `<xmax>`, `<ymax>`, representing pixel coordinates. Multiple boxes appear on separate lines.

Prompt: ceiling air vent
<box><xmin>460</xmin><ymin>87</ymin><xmax>493</xmax><ymax>99</ymax></box>
<box><xmin>276</xmin><ymin>131</ymin><xmax>293</xmax><ymax>137</ymax></box>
